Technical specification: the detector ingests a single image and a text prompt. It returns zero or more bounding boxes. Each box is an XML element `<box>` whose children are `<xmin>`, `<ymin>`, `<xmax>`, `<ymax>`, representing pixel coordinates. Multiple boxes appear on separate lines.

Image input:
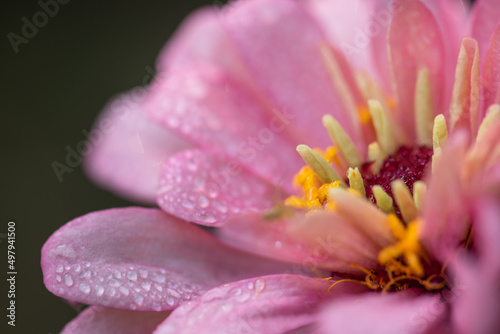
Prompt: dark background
<box><xmin>1</xmin><ymin>1</ymin><xmax>217</xmax><ymax>333</ymax></box>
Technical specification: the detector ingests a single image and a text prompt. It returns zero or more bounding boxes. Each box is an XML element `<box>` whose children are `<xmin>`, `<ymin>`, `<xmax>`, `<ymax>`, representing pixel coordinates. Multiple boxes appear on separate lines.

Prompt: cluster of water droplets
<box><xmin>50</xmin><ymin>260</ymin><xmax>204</xmax><ymax>311</ymax></box>
<box><xmin>157</xmin><ymin>277</ymin><xmax>267</xmax><ymax>333</ymax></box>
<box><xmin>157</xmin><ymin>150</ymin><xmax>273</xmax><ymax>225</ymax></box>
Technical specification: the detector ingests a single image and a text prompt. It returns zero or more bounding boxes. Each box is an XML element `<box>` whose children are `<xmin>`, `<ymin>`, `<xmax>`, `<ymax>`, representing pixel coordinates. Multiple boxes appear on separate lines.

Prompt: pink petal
<box><xmin>218</xmin><ymin>212</ymin><xmax>380</xmax><ymax>274</ymax></box>
<box><xmin>83</xmin><ymin>89</ymin><xmax>191</xmax><ymax>204</ymax></box>
<box><xmin>388</xmin><ymin>0</ymin><xmax>446</xmax><ymax>140</ymax></box>
<box><xmin>482</xmin><ymin>24</ymin><xmax>500</xmax><ymax>113</ymax></box>
<box><xmin>42</xmin><ymin>207</ymin><xmax>292</xmax><ymax>311</ymax></box>
<box><xmin>155</xmin><ymin>7</ymin><xmax>248</xmax><ymax>82</ymax></box>
<box><xmin>450</xmin><ymin>259</ymin><xmax>500</xmax><ymax>334</ymax></box>
<box><xmin>320</xmin><ymin>292</ymin><xmax>446</xmax><ymax>334</ymax></box>
<box><xmin>156</xmin><ymin>150</ymin><xmax>276</xmax><ymax>226</ymax></box>
<box><xmin>223</xmin><ymin>0</ymin><xmax>362</xmax><ymax>148</ymax></box>
<box><xmin>469</xmin><ymin>0</ymin><xmax>500</xmax><ymax>62</ymax></box>
<box><xmin>305</xmin><ymin>0</ymin><xmax>376</xmax><ymax>72</ymax></box>
<box><xmin>421</xmin><ymin>132</ymin><xmax>469</xmax><ymax>263</ymax></box>
<box><xmin>420</xmin><ymin>0</ymin><xmax>467</xmax><ymax>109</ymax></box>
<box><xmin>146</xmin><ymin>66</ymin><xmax>302</xmax><ymax>191</ymax></box>
<box><xmin>154</xmin><ymin>275</ymin><xmax>362</xmax><ymax>334</ymax></box>
<box><xmin>61</xmin><ymin>306</ymin><xmax>169</xmax><ymax>334</ymax></box>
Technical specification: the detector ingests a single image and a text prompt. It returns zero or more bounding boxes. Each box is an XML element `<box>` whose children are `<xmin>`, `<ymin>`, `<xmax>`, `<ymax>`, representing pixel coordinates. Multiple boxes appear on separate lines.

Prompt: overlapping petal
<box><xmin>468</xmin><ymin>0</ymin><xmax>500</xmax><ymax>62</ymax></box>
<box><xmin>388</xmin><ymin>0</ymin><xmax>446</xmax><ymax>139</ymax></box>
<box><xmin>156</xmin><ymin>150</ymin><xmax>279</xmax><ymax>226</ymax></box>
<box><xmin>61</xmin><ymin>306</ymin><xmax>170</xmax><ymax>334</ymax></box>
<box><xmin>154</xmin><ymin>275</ymin><xmax>363</xmax><ymax>334</ymax></box>
<box><xmin>42</xmin><ymin>207</ymin><xmax>292</xmax><ymax>311</ymax></box>
<box><xmin>83</xmin><ymin>89</ymin><xmax>191</xmax><ymax>203</ymax></box>
<box><xmin>146</xmin><ymin>65</ymin><xmax>302</xmax><ymax>190</ymax></box>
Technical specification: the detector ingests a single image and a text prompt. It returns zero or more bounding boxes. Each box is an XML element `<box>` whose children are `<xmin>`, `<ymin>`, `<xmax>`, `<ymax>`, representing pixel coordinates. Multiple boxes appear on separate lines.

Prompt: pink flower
<box><xmin>42</xmin><ymin>0</ymin><xmax>500</xmax><ymax>333</ymax></box>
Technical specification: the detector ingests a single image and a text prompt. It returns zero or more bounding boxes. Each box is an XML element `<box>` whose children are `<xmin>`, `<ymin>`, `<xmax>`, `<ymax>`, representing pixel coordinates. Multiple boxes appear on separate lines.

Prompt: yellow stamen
<box><xmin>415</xmin><ymin>67</ymin><xmax>434</xmax><ymax>146</ymax></box>
<box><xmin>322</xmin><ymin>115</ymin><xmax>363</xmax><ymax>167</ymax></box>
<box><xmin>372</xmin><ymin>185</ymin><xmax>394</xmax><ymax>213</ymax></box>
<box><xmin>379</xmin><ymin>217</ymin><xmax>424</xmax><ymax>277</ymax></box>
<box><xmin>296</xmin><ymin>145</ymin><xmax>344</xmax><ymax>185</ymax></box>
<box><xmin>347</xmin><ymin>167</ymin><xmax>366</xmax><ymax>197</ymax></box>
<box><xmin>368</xmin><ymin>99</ymin><xmax>397</xmax><ymax>154</ymax></box>
<box><xmin>391</xmin><ymin>180</ymin><xmax>418</xmax><ymax>223</ymax></box>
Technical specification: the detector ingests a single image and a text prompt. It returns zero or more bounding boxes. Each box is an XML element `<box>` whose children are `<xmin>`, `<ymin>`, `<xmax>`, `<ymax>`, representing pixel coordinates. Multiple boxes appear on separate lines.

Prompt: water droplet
<box><xmin>108</xmin><ymin>287</ymin><xmax>116</xmax><ymax>297</ymax></box>
<box><xmin>95</xmin><ymin>285</ymin><xmax>105</xmax><ymax>297</ymax></box>
<box><xmin>56</xmin><ymin>275</ymin><xmax>62</xmax><ymax>283</ymax></box>
<box><xmin>119</xmin><ymin>286</ymin><xmax>130</xmax><ymax>296</ymax></box>
<box><xmin>80</xmin><ymin>270</ymin><xmax>91</xmax><ymax>279</ymax></box>
<box><xmin>129</xmin><ymin>303</ymin><xmax>137</xmax><ymax>310</ymax></box>
<box><xmin>79</xmin><ymin>283</ymin><xmax>91</xmax><ymax>295</ymax></box>
<box><xmin>73</xmin><ymin>264</ymin><xmax>81</xmax><ymax>272</ymax></box>
<box><xmin>275</xmin><ymin>241</ymin><xmax>282</xmax><ymax>249</ymax></box>
<box><xmin>154</xmin><ymin>284</ymin><xmax>163</xmax><ymax>292</ymax></box>
<box><xmin>84</xmin><ymin>261</ymin><xmax>91</xmax><ymax>267</ymax></box>
<box><xmin>133</xmin><ymin>294</ymin><xmax>144</xmax><ymax>306</ymax></box>
<box><xmin>198</xmin><ymin>195</ymin><xmax>209</xmax><ymax>208</ymax></box>
<box><xmin>181</xmin><ymin>199</ymin><xmax>195</xmax><ymax>210</ymax></box>
<box><xmin>152</xmin><ymin>303</ymin><xmax>162</xmax><ymax>311</ymax></box>
<box><xmin>255</xmin><ymin>278</ymin><xmax>266</xmax><ymax>295</ymax></box>
<box><xmin>166</xmin><ymin>297</ymin><xmax>175</xmax><ymax>306</ymax></box>
<box><xmin>214</xmin><ymin>202</ymin><xmax>228</xmax><ymax>213</ymax></box>
<box><xmin>151</xmin><ymin>272</ymin><xmax>166</xmax><ymax>283</ymax></box>
<box><xmin>141</xmin><ymin>281</ymin><xmax>151</xmax><ymax>291</ymax></box>
<box><xmin>247</xmin><ymin>282</ymin><xmax>254</xmax><ymax>290</ymax></box>
<box><xmin>109</xmin><ymin>279</ymin><xmax>121</xmax><ymax>288</ymax></box>
<box><xmin>139</xmin><ymin>268</ymin><xmax>148</xmax><ymax>278</ymax></box>
<box><xmin>65</xmin><ymin>265</ymin><xmax>71</xmax><ymax>271</ymax></box>
<box><xmin>198</xmin><ymin>213</ymin><xmax>216</xmax><ymax>224</ymax></box>
<box><xmin>55</xmin><ymin>264</ymin><xmax>64</xmax><ymax>273</ymax></box>
<box><xmin>64</xmin><ymin>274</ymin><xmax>74</xmax><ymax>287</ymax></box>
<box><xmin>127</xmin><ymin>271</ymin><xmax>138</xmax><ymax>281</ymax></box>
<box><xmin>167</xmin><ymin>288</ymin><xmax>181</xmax><ymax>298</ymax></box>
<box><xmin>206</xmin><ymin>184</ymin><xmax>219</xmax><ymax>198</ymax></box>
<box><xmin>114</xmin><ymin>270</ymin><xmax>122</xmax><ymax>279</ymax></box>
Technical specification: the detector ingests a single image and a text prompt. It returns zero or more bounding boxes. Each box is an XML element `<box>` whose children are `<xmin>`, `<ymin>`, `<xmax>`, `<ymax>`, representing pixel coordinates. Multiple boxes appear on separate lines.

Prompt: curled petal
<box><xmin>61</xmin><ymin>306</ymin><xmax>169</xmax><ymax>334</ymax></box>
<box><xmin>42</xmin><ymin>208</ymin><xmax>292</xmax><ymax>311</ymax></box>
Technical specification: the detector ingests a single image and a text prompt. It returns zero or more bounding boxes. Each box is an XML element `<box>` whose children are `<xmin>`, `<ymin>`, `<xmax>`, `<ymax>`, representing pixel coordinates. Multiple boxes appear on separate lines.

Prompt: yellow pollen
<box><xmin>379</xmin><ymin>215</ymin><xmax>424</xmax><ymax>277</ymax></box>
<box><xmin>358</xmin><ymin>105</ymin><xmax>372</xmax><ymax>124</ymax></box>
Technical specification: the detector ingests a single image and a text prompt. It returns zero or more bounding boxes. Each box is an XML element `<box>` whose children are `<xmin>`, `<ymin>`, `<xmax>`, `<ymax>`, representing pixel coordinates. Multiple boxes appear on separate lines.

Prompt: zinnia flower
<box><xmin>42</xmin><ymin>0</ymin><xmax>500</xmax><ymax>333</ymax></box>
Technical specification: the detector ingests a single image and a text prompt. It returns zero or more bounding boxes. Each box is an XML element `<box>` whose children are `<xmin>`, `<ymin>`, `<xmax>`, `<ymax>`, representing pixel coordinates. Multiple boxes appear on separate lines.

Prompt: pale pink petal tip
<box><xmin>154</xmin><ymin>274</ymin><xmax>357</xmax><ymax>334</ymax></box>
<box><xmin>61</xmin><ymin>306</ymin><xmax>169</xmax><ymax>334</ymax></box>
<box><xmin>83</xmin><ymin>89</ymin><xmax>191</xmax><ymax>204</ymax></box>
<box><xmin>42</xmin><ymin>207</ymin><xmax>293</xmax><ymax>311</ymax></box>
<box><xmin>156</xmin><ymin>150</ymin><xmax>275</xmax><ymax>226</ymax></box>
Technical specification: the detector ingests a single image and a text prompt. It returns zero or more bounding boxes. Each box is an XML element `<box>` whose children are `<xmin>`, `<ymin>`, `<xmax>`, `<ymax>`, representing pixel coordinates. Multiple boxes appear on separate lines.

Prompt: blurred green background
<box><xmin>1</xmin><ymin>1</ymin><xmax>215</xmax><ymax>332</ymax></box>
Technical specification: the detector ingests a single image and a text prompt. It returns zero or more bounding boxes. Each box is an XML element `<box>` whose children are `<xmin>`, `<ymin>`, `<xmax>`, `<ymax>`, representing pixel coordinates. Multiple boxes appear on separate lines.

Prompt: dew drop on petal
<box><xmin>73</xmin><ymin>264</ymin><xmax>81</xmax><ymax>272</ymax></box>
<box><xmin>56</xmin><ymin>275</ymin><xmax>62</xmax><ymax>283</ymax></box>
<box><xmin>127</xmin><ymin>271</ymin><xmax>138</xmax><ymax>281</ymax></box>
<box><xmin>133</xmin><ymin>294</ymin><xmax>144</xmax><ymax>306</ymax></box>
<box><xmin>55</xmin><ymin>264</ymin><xmax>64</xmax><ymax>273</ymax></box>
<box><xmin>139</xmin><ymin>268</ymin><xmax>148</xmax><ymax>279</ymax></box>
<box><xmin>95</xmin><ymin>285</ymin><xmax>105</xmax><ymax>297</ymax></box>
<box><xmin>109</xmin><ymin>279</ymin><xmax>121</xmax><ymax>288</ymax></box>
<box><xmin>151</xmin><ymin>272</ymin><xmax>166</xmax><ymax>283</ymax></box>
<box><xmin>141</xmin><ymin>281</ymin><xmax>151</xmax><ymax>291</ymax></box>
<box><xmin>79</xmin><ymin>283</ymin><xmax>91</xmax><ymax>295</ymax></box>
<box><xmin>255</xmin><ymin>278</ymin><xmax>266</xmax><ymax>295</ymax></box>
<box><xmin>119</xmin><ymin>286</ymin><xmax>130</xmax><ymax>296</ymax></box>
<box><xmin>64</xmin><ymin>274</ymin><xmax>74</xmax><ymax>287</ymax></box>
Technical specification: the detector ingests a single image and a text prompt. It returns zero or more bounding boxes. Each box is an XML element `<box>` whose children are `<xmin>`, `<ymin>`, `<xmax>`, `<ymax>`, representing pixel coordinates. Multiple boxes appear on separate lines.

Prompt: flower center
<box><xmin>362</xmin><ymin>145</ymin><xmax>433</xmax><ymax>216</ymax></box>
